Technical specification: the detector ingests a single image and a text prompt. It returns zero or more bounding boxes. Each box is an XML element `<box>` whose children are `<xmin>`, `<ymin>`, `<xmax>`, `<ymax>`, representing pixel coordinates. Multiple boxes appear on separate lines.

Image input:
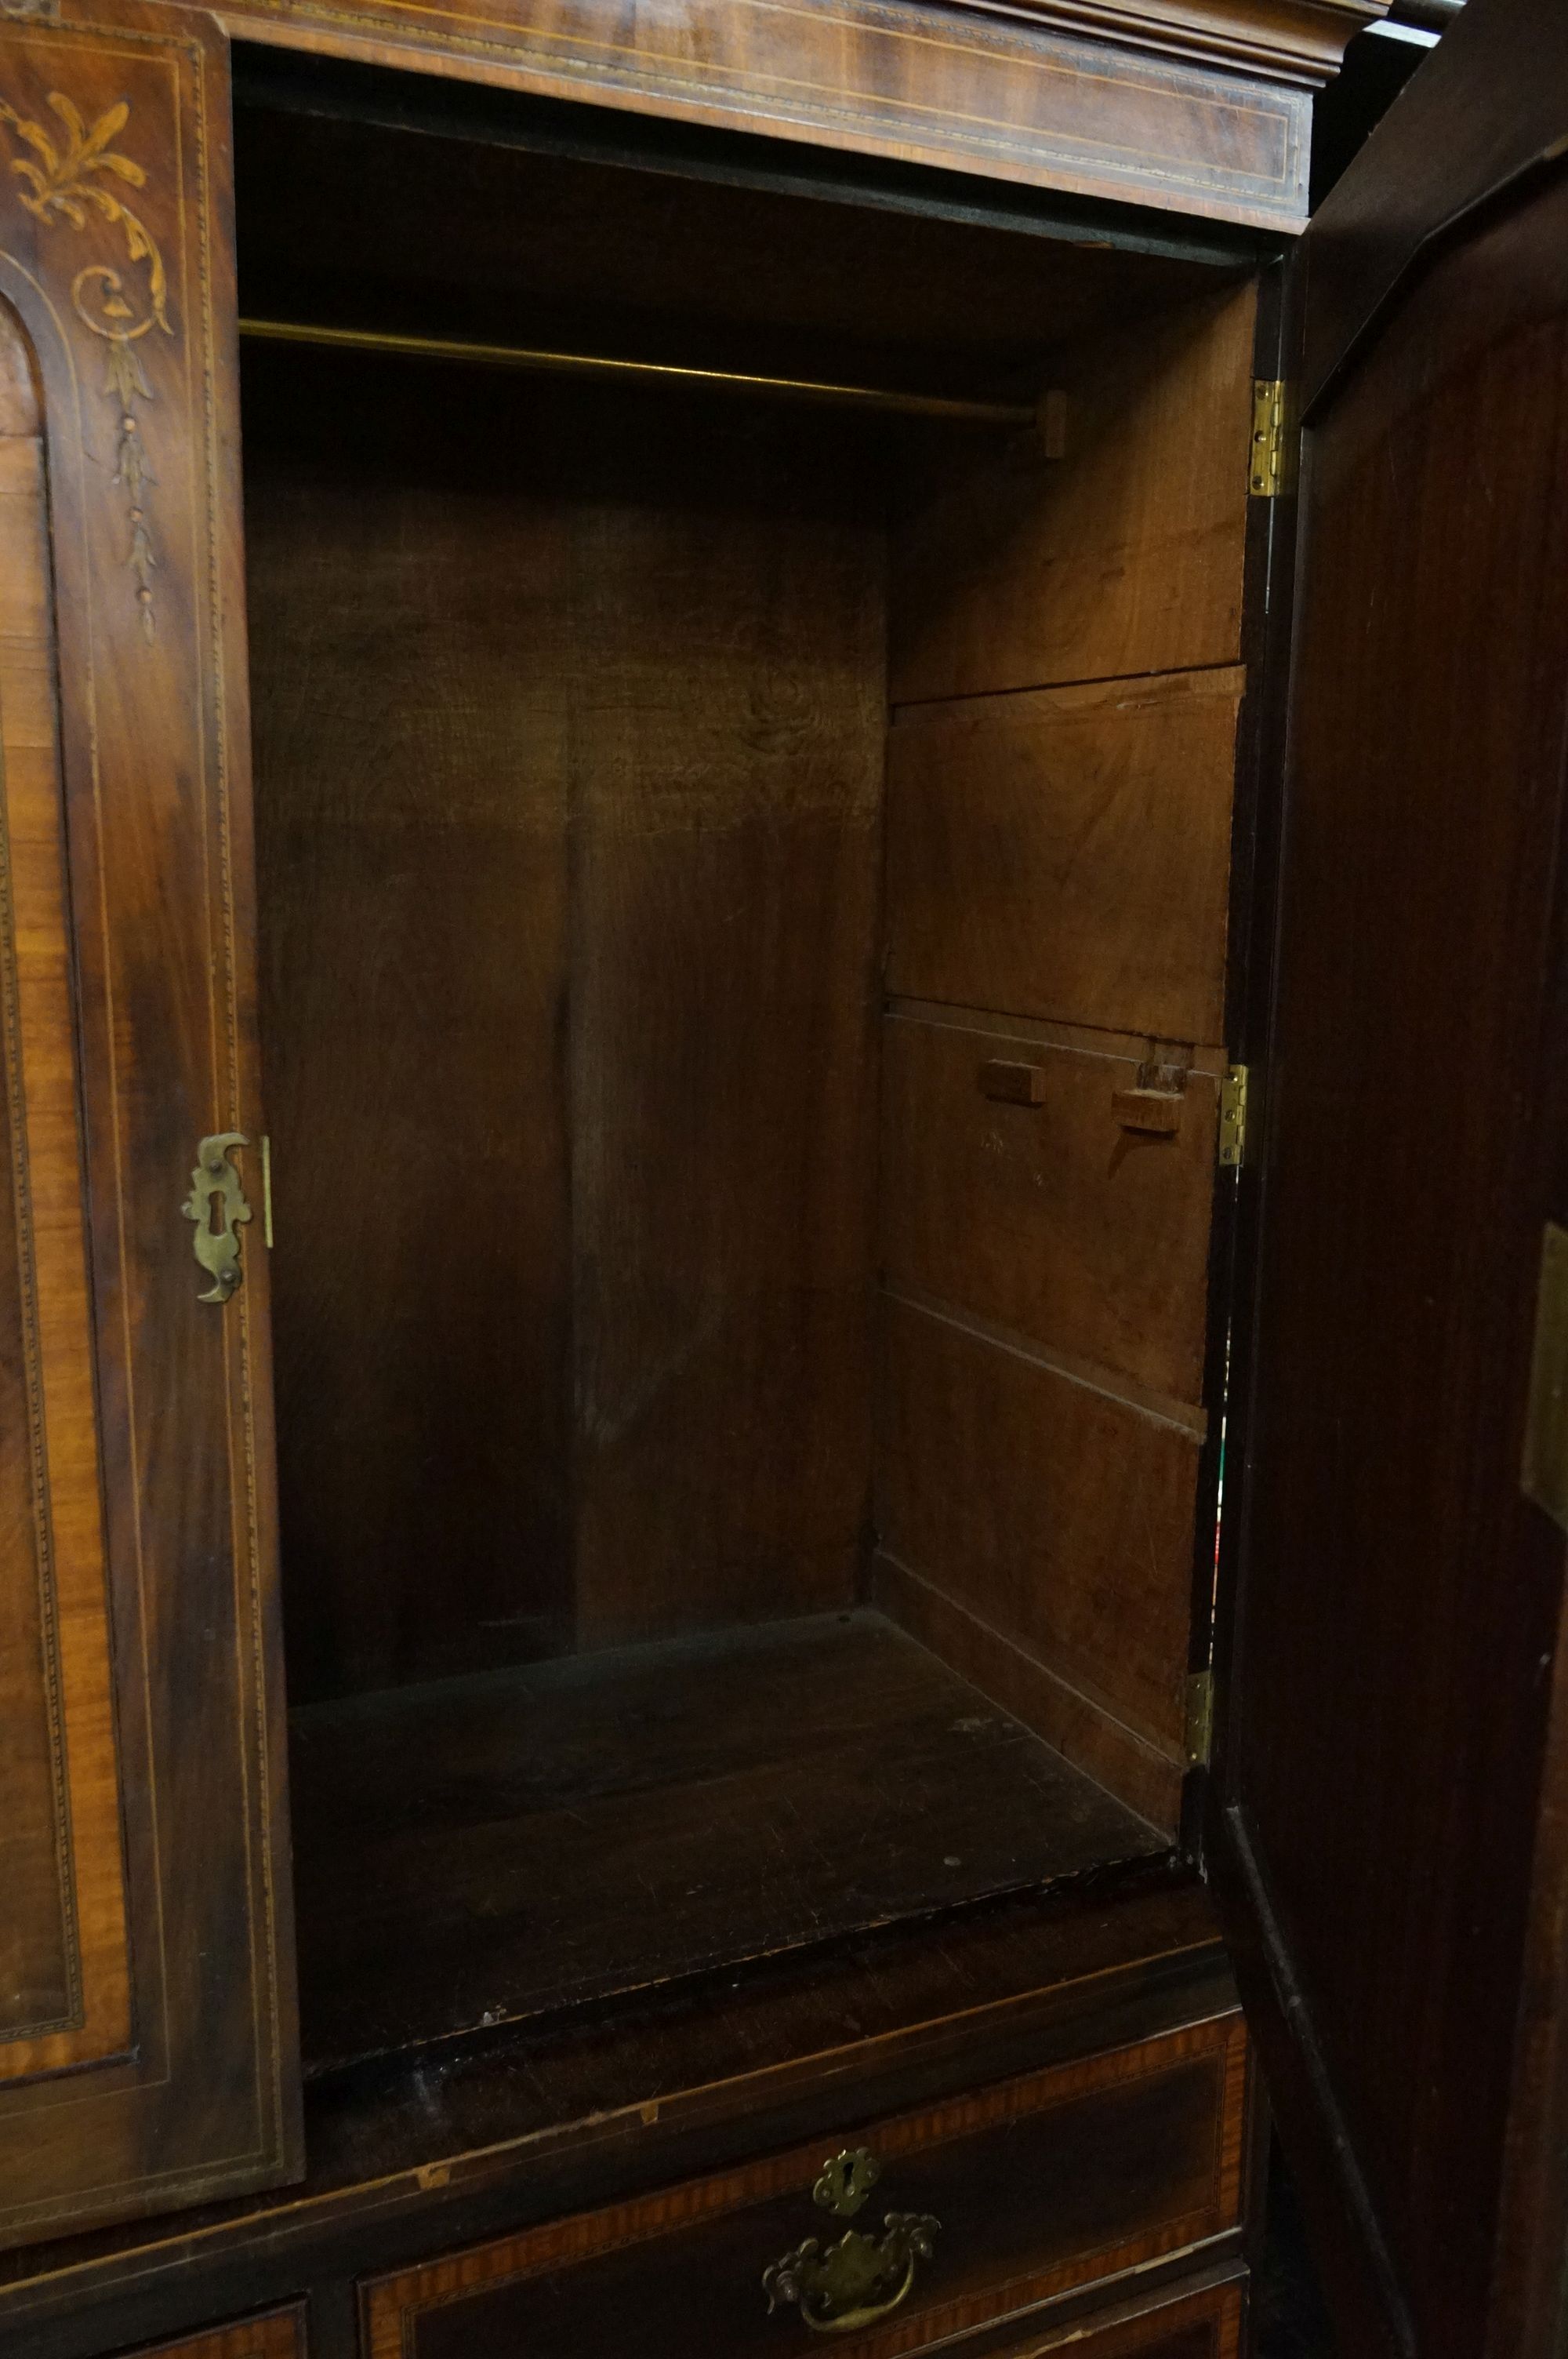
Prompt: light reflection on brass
<box><xmin>238</xmin><ymin>315</ymin><xmax>1039</xmax><ymax>428</ymax></box>
<box><xmin>182</xmin><ymin>1132</ymin><xmax>252</xmax><ymax>1304</ymax></box>
<box><xmin>763</xmin><ymin>2147</ymin><xmax>940</xmax><ymax>2334</ymax></box>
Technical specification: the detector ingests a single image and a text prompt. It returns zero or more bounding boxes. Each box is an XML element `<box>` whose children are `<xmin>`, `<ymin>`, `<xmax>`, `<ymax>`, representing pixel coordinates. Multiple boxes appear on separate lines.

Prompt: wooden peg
<box><xmin>1112</xmin><ymin>1086</ymin><xmax>1183</xmax><ymax>1136</ymax></box>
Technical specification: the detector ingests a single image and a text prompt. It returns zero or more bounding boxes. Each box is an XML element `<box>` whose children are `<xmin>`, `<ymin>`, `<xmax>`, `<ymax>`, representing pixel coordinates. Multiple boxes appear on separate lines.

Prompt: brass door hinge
<box><xmin>1185</xmin><ymin>1670</ymin><xmax>1215</xmax><ymax>1768</ymax></box>
<box><xmin>1219</xmin><ymin>1065</ymin><xmax>1249</xmax><ymax>1168</ymax></box>
<box><xmin>1250</xmin><ymin>380</ymin><xmax>1295</xmax><ymax>497</ymax></box>
<box><xmin>260</xmin><ymin>1132</ymin><xmax>274</xmax><ymax>1248</ymax></box>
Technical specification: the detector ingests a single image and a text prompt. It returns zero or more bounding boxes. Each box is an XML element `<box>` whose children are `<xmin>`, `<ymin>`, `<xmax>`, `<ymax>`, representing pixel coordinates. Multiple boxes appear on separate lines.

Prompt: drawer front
<box><xmin>361</xmin><ymin>2012</ymin><xmax>1247</xmax><ymax>2359</ymax></box>
<box><xmin>117</xmin><ymin>2307</ymin><xmax>307</xmax><ymax>2359</ymax></box>
<box><xmin>988</xmin><ymin>2273</ymin><xmax>1244</xmax><ymax>2358</ymax></box>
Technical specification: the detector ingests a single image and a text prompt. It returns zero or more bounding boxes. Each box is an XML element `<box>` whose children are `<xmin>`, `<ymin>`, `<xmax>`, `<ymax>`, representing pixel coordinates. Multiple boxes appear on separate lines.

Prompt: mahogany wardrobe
<box><xmin>1</xmin><ymin>0</ymin><xmax>1566</xmax><ymax>2352</ymax></box>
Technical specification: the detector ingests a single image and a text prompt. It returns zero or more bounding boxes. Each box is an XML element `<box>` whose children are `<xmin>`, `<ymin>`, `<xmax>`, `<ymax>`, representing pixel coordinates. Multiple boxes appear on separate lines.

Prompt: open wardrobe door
<box><xmin>0</xmin><ymin>0</ymin><xmax>297</xmax><ymax>2245</ymax></box>
<box><xmin>1213</xmin><ymin>2</ymin><xmax>1568</xmax><ymax>2355</ymax></box>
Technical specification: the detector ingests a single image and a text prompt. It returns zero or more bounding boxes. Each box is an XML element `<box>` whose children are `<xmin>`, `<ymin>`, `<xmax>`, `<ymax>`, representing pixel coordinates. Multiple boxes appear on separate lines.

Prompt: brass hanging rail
<box><xmin>237</xmin><ymin>316</ymin><xmax>1042</xmax><ymax>430</ymax></box>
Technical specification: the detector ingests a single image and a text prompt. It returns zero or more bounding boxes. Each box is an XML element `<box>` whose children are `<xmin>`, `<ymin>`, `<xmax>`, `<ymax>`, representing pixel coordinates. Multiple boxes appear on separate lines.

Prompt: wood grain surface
<box><xmin>969</xmin><ymin>2270</ymin><xmax>1243</xmax><ymax>2358</ymax></box>
<box><xmin>361</xmin><ymin>2012</ymin><xmax>1247</xmax><ymax>2359</ymax></box>
<box><xmin>0</xmin><ymin>311</ymin><xmax>129</xmax><ymax>2081</ymax></box>
<box><xmin>290</xmin><ymin>1610</ymin><xmax>1163</xmax><ymax>2069</ymax></box>
<box><xmin>877</xmin><ymin>1296</ymin><xmax>1196</xmax><ymax>1828</ymax></box>
<box><xmin>568</xmin><ymin>451</ymin><xmax>883</xmax><ymax>1646</ymax></box>
<box><xmin>1220</xmin><ymin>133</ymin><xmax>1568</xmax><ymax>2359</ymax></box>
<box><xmin>127</xmin><ymin>2308</ymin><xmax>306</xmax><ymax>2359</ymax></box>
<box><xmin>891</xmin><ymin>286</ymin><xmax>1257</xmax><ymax>704</ymax></box>
<box><xmin>248</xmin><ymin>355</ymin><xmax>882</xmax><ymax>1688</ymax></box>
<box><xmin>886</xmin><ymin>670</ymin><xmax>1243</xmax><ymax>1045</ymax></box>
<box><xmin>232</xmin><ymin>97</ymin><xmax>1237</xmax><ymax>398</ymax></box>
<box><xmin>0</xmin><ymin>1884</ymin><xmax>1233</xmax><ymax>2356</ymax></box>
<box><xmin>1301</xmin><ymin>0</ymin><xmax>1568</xmax><ymax>407</ymax></box>
<box><xmin>881</xmin><ymin>1012</ymin><xmax>1220</xmax><ymax>1405</ymax></box>
<box><xmin>876</xmin><ymin>287</ymin><xmax>1250</xmax><ymax>1841</ymax></box>
<box><xmin>0</xmin><ymin>0</ymin><xmax>299</xmax><ymax>2248</ymax></box>
<box><xmin>247</xmin><ymin>348</ymin><xmax>576</xmax><ymax>1699</ymax></box>
<box><xmin>213</xmin><ymin>0</ymin><xmax>1343</xmax><ymax>233</ymax></box>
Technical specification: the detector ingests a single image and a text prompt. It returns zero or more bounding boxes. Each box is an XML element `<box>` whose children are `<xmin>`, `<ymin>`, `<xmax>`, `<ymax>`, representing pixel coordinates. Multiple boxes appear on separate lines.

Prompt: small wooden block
<box><xmin>1112</xmin><ymin>1086</ymin><xmax>1183</xmax><ymax>1136</ymax></box>
<box><xmin>978</xmin><ymin>1059</ymin><xmax>1045</xmax><ymax>1105</ymax></box>
<box><xmin>1038</xmin><ymin>387</ymin><xmax>1068</xmax><ymax>460</ymax></box>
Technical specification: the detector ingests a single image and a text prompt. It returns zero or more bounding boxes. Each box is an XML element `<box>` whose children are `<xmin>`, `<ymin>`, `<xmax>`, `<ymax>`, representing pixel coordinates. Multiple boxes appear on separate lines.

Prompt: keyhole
<box><xmin>205</xmin><ymin>1184</ymin><xmax>227</xmax><ymax>1236</ymax></box>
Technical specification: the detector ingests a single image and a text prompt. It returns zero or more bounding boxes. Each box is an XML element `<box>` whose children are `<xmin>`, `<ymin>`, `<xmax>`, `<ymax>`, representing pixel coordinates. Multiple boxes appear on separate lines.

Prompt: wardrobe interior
<box><xmin>232</xmin><ymin>67</ymin><xmax>1258</xmax><ymax>2075</ymax></box>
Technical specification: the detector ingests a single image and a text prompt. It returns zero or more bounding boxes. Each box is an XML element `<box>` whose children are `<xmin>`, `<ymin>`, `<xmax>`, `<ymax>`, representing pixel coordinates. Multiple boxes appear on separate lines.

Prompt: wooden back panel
<box><xmin>569</xmin><ymin>441</ymin><xmax>883</xmax><ymax>1647</ymax></box>
<box><xmin>248</xmin><ymin>362</ymin><xmax>883</xmax><ymax>1690</ymax></box>
<box><xmin>0</xmin><ymin>2</ymin><xmax>298</xmax><ymax>2246</ymax></box>
<box><xmin>247</xmin><ymin>350</ymin><xmax>576</xmax><ymax>1699</ymax></box>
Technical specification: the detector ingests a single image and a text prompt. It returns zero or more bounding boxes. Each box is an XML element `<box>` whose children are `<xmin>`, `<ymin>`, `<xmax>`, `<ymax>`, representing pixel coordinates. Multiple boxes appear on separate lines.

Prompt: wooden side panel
<box><xmin>0</xmin><ymin>5</ymin><xmax>298</xmax><ymax>2247</ymax></box>
<box><xmin>877</xmin><ymin>1296</ymin><xmax>1194</xmax><ymax>1828</ymax></box>
<box><xmin>246</xmin><ymin>350</ymin><xmax>575</xmax><ymax>1700</ymax></box>
<box><xmin>878</xmin><ymin>300</ymin><xmax>1251</xmax><ymax>1834</ymax></box>
<box><xmin>215</xmin><ymin>0</ymin><xmax>1330</xmax><ymax>234</ymax></box>
<box><xmin>891</xmin><ymin>286</ymin><xmax>1257</xmax><ymax>706</ymax></box>
<box><xmin>886</xmin><ymin>671</ymin><xmax>1243</xmax><ymax>1045</ymax></box>
<box><xmin>361</xmin><ymin>2013</ymin><xmax>1248</xmax><ymax>2359</ymax></box>
<box><xmin>124</xmin><ymin>2306</ymin><xmax>306</xmax><ymax>2359</ymax></box>
<box><xmin>882</xmin><ymin>1013</ymin><xmax>1221</xmax><ymax>1406</ymax></box>
<box><xmin>570</xmin><ymin>438</ymin><xmax>884</xmax><ymax>1647</ymax></box>
<box><xmin>0</xmin><ymin>319</ymin><xmax>129</xmax><ymax>2077</ymax></box>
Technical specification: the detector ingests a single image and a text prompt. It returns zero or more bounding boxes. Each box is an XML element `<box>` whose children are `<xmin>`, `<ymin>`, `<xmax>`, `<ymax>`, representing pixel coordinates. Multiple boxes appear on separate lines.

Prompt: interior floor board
<box><xmin>290</xmin><ymin>1609</ymin><xmax>1167</xmax><ymax>2072</ymax></box>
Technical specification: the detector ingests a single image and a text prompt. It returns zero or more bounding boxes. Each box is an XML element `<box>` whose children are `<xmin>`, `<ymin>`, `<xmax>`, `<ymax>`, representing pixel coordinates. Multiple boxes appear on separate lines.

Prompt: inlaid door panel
<box><xmin>0</xmin><ymin>1</ymin><xmax>297</xmax><ymax>2245</ymax></box>
<box><xmin>0</xmin><ymin>296</ymin><xmax>129</xmax><ymax>2082</ymax></box>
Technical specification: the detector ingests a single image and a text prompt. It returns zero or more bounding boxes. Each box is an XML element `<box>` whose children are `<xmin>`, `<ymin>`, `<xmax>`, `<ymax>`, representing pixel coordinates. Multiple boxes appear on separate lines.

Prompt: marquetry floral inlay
<box><xmin>0</xmin><ymin>92</ymin><xmax>172</xmax><ymax>640</ymax></box>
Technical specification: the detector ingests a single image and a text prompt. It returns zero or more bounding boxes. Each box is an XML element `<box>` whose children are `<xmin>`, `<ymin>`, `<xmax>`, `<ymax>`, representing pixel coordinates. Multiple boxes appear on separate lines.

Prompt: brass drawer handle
<box><xmin>763</xmin><ymin>2147</ymin><xmax>940</xmax><ymax>2335</ymax></box>
<box><xmin>182</xmin><ymin>1132</ymin><xmax>252</xmax><ymax>1303</ymax></box>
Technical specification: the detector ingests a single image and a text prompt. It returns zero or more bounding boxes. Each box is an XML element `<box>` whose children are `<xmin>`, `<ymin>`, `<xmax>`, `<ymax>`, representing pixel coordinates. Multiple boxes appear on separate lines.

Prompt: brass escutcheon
<box><xmin>182</xmin><ymin>1132</ymin><xmax>252</xmax><ymax>1303</ymax></box>
<box><xmin>763</xmin><ymin>2148</ymin><xmax>939</xmax><ymax>2334</ymax></box>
